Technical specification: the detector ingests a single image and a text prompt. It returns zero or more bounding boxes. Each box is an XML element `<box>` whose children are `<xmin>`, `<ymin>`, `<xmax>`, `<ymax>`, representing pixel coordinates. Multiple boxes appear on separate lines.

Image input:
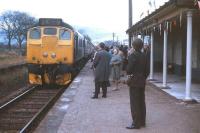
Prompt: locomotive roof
<box><xmin>34</xmin><ymin>18</ymin><xmax>74</xmax><ymax>31</ymax></box>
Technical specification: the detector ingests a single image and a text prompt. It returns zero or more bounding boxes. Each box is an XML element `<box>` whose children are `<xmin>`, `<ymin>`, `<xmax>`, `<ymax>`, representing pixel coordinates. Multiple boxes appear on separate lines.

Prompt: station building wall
<box><xmin>153</xmin><ymin>31</ymin><xmax>163</xmax><ymax>72</ymax></box>
<box><xmin>192</xmin><ymin>17</ymin><xmax>200</xmax><ymax>82</ymax></box>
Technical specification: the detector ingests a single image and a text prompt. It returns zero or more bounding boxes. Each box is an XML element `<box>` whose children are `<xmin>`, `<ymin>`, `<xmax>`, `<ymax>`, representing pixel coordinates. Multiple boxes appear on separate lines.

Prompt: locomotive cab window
<box><xmin>29</xmin><ymin>28</ymin><xmax>41</xmax><ymax>39</ymax></box>
<box><xmin>44</xmin><ymin>28</ymin><xmax>57</xmax><ymax>35</ymax></box>
<box><xmin>59</xmin><ymin>29</ymin><xmax>71</xmax><ymax>40</ymax></box>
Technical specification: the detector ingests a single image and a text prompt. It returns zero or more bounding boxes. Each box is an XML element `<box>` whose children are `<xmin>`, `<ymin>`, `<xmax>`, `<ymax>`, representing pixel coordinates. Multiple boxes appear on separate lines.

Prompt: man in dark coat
<box><xmin>126</xmin><ymin>38</ymin><xmax>150</xmax><ymax>129</ymax></box>
<box><xmin>92</xmin><ymin>42</ymin><xmax>111</xmax><ymax>98</ymax></box>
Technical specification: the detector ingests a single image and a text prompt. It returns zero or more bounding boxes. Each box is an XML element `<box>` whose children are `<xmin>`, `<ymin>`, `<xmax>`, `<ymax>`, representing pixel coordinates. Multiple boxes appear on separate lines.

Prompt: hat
<box><xmin>99</xmin><ymin>42</ymin><xmax>105</xmax><ymax>49</ymax></box>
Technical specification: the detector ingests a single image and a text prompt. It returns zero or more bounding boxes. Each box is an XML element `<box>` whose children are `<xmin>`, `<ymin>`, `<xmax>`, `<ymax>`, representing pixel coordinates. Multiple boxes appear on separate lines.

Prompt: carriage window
<box><xmin>79</xmin><ymin>39</ymin><xmax>83</xmax><ymax>47</ymax></box>
<box><xmin>29</xmin><ymin>28</ymin><xmax>41</xmax><ymax>39</ymax></box>
<box><xmin>59</xmin><ymin>29</ymin><xmax>71</xmax><ymax>40</ymax></box>
<box><xmin>44</xmin><ymin>28</ymin><xmax>57</xmax><ymax>35</ymax></box>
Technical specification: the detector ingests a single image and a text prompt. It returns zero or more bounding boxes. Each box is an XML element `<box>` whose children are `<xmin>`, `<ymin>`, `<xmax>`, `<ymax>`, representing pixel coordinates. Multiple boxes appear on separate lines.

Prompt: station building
<box><xmin>127</xmin><ymin>0</ymin><xmax>200</xmax><ymax>101</ymax></box>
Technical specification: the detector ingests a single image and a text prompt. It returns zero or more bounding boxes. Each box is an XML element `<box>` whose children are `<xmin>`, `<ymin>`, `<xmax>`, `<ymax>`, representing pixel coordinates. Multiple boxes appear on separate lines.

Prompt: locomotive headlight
<box><xmin>51</xmin><ymin>53</ymin><xmax>56</xmax><ymax>58</ymax></box>
<box><xmin>32</xmin><ymin>57</ymin><xmax>36</xmax><ymax>60</ymax></box>
<box><xmin>43</xmin><ymin>52</ymin><xmax>48</xmax><ymax>57</ymax></box>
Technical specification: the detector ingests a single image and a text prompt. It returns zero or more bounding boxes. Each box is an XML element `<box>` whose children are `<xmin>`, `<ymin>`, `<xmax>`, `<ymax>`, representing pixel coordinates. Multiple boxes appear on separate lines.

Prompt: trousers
<box><xmin>94</xmin><ymin>82</ymin><xmax>107</xmax><ymax>97</ymax></box>
<box><xmin>129</xmin><ymin>87</ymin><xmax>146</xmax><ymax>127</ymax></box>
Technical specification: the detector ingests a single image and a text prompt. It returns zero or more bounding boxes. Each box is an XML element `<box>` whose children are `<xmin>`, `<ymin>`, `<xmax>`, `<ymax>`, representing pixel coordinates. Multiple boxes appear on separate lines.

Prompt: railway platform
<box><xmin>35</xmin><ymin>62</ymin><xmax>200</xmax><ymax>133</ymax></box>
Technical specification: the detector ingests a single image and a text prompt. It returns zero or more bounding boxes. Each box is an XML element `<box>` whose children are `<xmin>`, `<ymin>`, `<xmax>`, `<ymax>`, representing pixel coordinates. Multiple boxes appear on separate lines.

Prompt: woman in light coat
<box><xmin>110</xmin><ymin>48</ymin><xmax>122</xmax><ymax>91</ymax></box>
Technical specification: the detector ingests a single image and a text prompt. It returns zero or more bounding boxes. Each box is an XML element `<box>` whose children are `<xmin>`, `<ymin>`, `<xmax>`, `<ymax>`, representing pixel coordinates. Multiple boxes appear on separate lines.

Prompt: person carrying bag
<box><xmin>126</xmin><ymin>38</ymin><xmax>149</xmax><ymax>129</ymax></box>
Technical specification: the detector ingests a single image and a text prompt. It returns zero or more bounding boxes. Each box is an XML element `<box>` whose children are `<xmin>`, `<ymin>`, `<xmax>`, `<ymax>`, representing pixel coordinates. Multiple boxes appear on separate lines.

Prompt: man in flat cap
<box><xmin>92</xmin><ymin>42</ymin><xmax>111</xmax><ymax>99</ymax></box>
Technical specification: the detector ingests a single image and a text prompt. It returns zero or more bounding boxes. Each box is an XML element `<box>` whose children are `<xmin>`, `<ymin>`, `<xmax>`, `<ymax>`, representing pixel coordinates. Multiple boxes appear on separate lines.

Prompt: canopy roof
<box><xmin>126</xmin><ymin>0</ymin><xmax>197</xmax><ymax>34</ymax></box>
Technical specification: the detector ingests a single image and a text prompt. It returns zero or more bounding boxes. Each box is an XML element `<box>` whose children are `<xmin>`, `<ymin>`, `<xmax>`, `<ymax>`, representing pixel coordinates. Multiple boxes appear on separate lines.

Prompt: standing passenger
<box><xmin>110</xmin><ymin>48</ymin><xmax>121</xmax><ymax>91</ymax></box>
<box><xmin>126</xmin><ymin>38</ymin><xmax>150</xmax><ymax>129</ymax></box>
<box><xmin>90</xmin><ymin>46</ymin><xmax>100</xmax><ymax>69</ymax></box>
<box><xmin>118</xmin><ymin>47</ymin><xmax>125</xmax><ymax>77</ymax></box>
<box><xmin>122</xmin><ymin>46</ymin><xmax>128</xmax><ymax>77</ymax></box>
<box><xmin>92</xmin><ymin>42</ymin><xmax>111</xmax><ymax>99</ymax></box>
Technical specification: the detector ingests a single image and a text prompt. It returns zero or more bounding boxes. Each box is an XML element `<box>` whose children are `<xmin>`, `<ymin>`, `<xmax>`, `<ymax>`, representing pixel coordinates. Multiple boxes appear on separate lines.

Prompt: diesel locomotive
<box><xmin>26</xmin><ymin>18</ymin><xmax>94</xmax><ymax>85</ymax></box>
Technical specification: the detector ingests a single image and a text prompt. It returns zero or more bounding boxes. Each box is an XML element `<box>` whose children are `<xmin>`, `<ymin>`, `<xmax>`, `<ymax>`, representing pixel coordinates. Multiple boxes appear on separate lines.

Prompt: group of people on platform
<box><xmin>90</xmin><ymin>38</ymin><xmax>150</xmax><ymax>130</ymax></box>
<box><xmin>91</xmin><ymin>43</ymin><xmax>128</xmax><ymax>98</ymax></box>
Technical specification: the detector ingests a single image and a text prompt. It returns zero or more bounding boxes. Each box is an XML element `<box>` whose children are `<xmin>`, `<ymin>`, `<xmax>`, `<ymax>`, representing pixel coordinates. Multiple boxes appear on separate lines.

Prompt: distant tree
<box><xmin>0</xmin><ymin>11</ymin><xmax>15</xmax><ymax>50</ymax></box>
<box><xmin>12</xmin><ymin>11</ymin><xmax>37</xmax><ymax>54</ymax></box>
<box><xmin>0</xmin><ymin>10</ymin><xmax>37</xmax><ymax>53</ymax></box>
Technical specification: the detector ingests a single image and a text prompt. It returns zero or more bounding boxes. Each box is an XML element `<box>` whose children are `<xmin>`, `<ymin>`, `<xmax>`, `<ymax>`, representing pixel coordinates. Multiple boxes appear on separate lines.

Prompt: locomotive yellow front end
<box><xmin>27</xmin><ymin>18</ymin><xmax>74</xmax><ymax>85</ymax></box>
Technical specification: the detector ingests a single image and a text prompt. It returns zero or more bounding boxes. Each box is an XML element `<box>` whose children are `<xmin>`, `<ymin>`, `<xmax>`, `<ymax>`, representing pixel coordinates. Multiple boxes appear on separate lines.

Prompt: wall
<box><xmin>192</xmin><ymin>16</ymin><xmax>200</xmax><ymax>82</ymax></box>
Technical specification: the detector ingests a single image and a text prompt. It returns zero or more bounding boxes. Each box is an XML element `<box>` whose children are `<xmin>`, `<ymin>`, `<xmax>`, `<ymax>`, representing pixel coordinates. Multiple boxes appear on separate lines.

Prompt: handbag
<box><xmin>126</xmin><ymin>75</ymin><xmax>135</xmax><ymax>87</ymax></box>
<box><xmin>126</xmin><ymin>74</ymin><xmax>145</xmax><ymax>88</ymax></box>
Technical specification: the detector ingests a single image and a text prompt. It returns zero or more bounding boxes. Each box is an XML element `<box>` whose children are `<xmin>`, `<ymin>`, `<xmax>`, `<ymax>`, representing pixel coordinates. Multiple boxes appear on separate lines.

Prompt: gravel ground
<box><xmin>0</xmin><ymin>66</ymin><xmax>28</xmax><ymax>106</ymax></box>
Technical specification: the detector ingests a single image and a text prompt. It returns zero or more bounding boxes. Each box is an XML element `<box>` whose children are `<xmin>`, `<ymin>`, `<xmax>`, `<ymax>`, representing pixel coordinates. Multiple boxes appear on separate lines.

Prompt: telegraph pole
<box><xmin>117</xmin><ymin>36</ymin><xmax>119</xmax><ymax>46</ymax></box>
<box><xmin>112</xmin><ymin>32</ymin><xmax>115</xmax><ymax>46</ymax></box>
<box><xmin>128</xmin><ymin>0</ymin><xmax>132</xmax><ymax>48</ymax></box>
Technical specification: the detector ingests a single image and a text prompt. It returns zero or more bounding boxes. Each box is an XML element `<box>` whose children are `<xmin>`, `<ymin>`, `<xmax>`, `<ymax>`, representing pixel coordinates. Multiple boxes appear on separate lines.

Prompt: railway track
<box><xmin>0</xmin><ymin>85</ymin><xmax>67</xmax><ymax>132</ymax></box>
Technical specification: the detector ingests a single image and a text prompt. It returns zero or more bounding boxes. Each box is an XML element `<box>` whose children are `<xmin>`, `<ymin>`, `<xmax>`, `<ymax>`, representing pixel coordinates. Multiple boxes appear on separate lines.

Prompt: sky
<box><xmin>0</xmin><ymin>0</ymin><xmax>169</xmax><ymax>43</ymax></box>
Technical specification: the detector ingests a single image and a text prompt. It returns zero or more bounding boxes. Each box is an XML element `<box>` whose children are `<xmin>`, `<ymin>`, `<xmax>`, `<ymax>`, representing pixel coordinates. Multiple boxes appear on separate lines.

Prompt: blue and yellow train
<box><xmin>27</xmin><ymin>18</ymin><xmax>94</xmax><ymax>85</ymax></box>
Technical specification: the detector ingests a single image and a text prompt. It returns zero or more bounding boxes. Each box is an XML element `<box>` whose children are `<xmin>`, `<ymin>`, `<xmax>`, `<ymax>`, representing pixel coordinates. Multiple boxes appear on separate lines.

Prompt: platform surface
<box><xmin>35</xmin><ymin>62</ymin><xmax>200</xmax><ymax>133</ymax></box>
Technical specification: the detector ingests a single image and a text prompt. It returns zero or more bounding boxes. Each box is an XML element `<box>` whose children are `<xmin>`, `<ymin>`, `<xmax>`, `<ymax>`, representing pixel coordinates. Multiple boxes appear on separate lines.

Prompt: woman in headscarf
<box><xmin>110</xmin><ymin>47</ymin><xmax>122</xmax><ymax>91</ymax></box>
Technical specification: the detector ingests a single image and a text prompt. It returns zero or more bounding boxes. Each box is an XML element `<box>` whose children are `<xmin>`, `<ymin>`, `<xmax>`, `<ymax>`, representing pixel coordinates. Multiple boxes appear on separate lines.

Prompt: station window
<box><xmin>59</xmin><ymin>29</ymin><xmax>71</xmax><ymax>40</ymax></box>
<box><xmin>44</xmin><ymin>28</ymin><xmax>57</xmax><ymax>35</ymax></box>
<box><xmin>29</xmin><ymin>28</ymin><xmax>41</xmax><ymax>39</ymax></box>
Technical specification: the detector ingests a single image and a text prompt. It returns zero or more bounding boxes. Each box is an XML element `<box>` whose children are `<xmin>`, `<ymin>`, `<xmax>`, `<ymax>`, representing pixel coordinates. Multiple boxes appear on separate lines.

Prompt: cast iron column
<box><xmin>185</xmin><ymin>11</ymin><xmax>193</xmax><ymax>100</ymax></box>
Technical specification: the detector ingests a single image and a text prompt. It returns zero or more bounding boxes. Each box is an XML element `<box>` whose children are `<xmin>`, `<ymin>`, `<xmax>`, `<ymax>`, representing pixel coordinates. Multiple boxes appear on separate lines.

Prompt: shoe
<box><xmin>126</xmin><ymin>124</ymin><xmax>140</xmax><ymax>129</ymax></box>
<box><xmin>91</xmin><ymin>96</ymin><xmax>98</xmax><ymax>99</ymax></box>
<box><xmin>112</xmin><ymin>88</ymin><xmax>119</xmax><ymax>91</ymax></box>
<box><xmin>102</xmin><ymin>95</ymin><xmax>107</xmax><ymax>98</ymax></box>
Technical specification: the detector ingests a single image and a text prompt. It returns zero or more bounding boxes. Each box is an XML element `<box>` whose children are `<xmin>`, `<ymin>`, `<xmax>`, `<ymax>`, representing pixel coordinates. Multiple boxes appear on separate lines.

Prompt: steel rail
<box><xmin>0</xmin><ymin>85</ymin><xmax>37</xmax><ymax>111</ymax></box>
<box><xmin>20</xmin><ymin>86</ymin><xmax>66</xmax><ymax>133</ymax></box>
